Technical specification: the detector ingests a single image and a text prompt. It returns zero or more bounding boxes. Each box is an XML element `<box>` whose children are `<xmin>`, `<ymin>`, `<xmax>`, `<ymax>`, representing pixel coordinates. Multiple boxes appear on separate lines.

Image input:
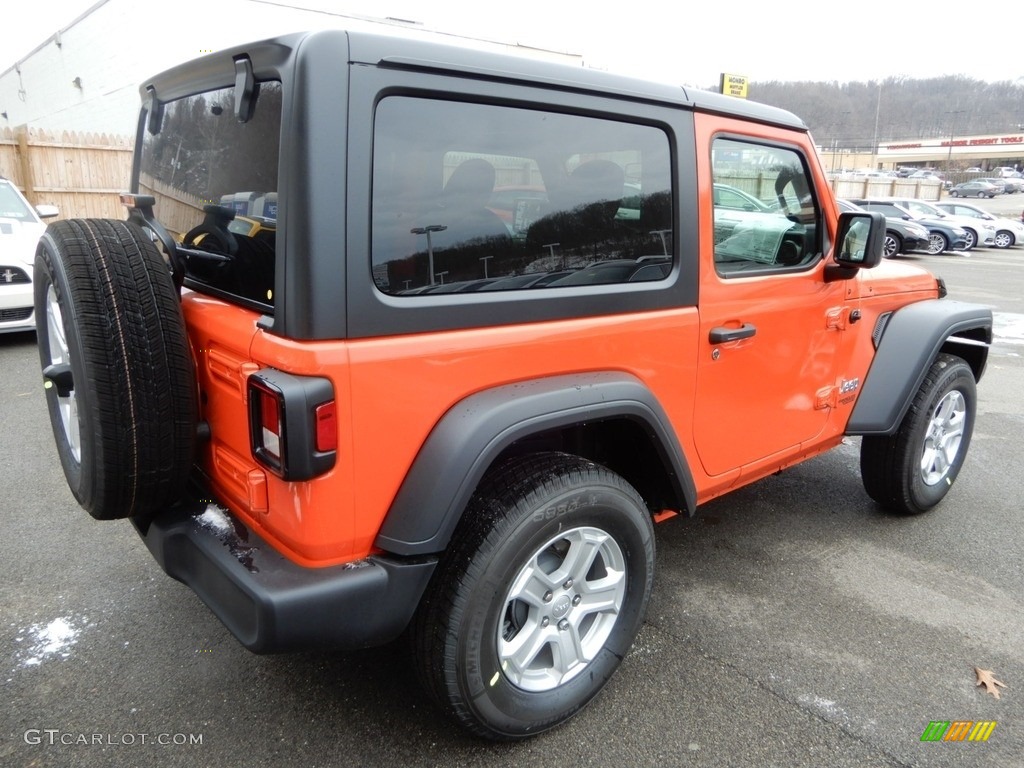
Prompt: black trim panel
<box><xmin>374</xmin><ymin>372</ymin><xmax>697</xmax><ymax>556</ymax></box>
<box><xmin>846</xmin><ymin>299</ymin><xmax>992</xmax><ymax>436</ymax></box>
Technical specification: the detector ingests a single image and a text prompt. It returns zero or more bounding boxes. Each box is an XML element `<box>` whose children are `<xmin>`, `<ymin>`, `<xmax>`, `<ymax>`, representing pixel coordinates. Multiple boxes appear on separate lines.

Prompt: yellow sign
<box><xmin>720</xmin><ymin>73</ymin><xmax>748</xmax><ymax>99</ymax></box>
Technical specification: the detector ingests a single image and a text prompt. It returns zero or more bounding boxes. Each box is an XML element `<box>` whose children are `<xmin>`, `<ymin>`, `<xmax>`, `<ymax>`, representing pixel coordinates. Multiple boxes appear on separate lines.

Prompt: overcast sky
<box><xmin>4</xmin><ymin>0</ymin><xmax>1023</xmax><ymax>86</ymax></box>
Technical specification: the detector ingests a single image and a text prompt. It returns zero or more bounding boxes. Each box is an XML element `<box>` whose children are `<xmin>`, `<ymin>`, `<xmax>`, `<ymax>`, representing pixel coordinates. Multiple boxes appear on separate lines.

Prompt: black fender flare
<box><xmin>374</xmin><ymin>372</ymin><xmax>697</xmax><ymax>556</ymax></box>
<box><xmin>846</xmin><ymin>299</ymin><xmax>992</xmax><ymax>436</ymax></box>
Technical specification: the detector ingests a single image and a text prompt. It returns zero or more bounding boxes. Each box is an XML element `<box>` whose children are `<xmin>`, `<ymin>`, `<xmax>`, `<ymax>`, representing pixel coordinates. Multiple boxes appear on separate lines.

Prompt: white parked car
<box><xmin>0</xmin><ymin>177</ymin><xmax>59</xmax><ymax>333</ymax></box>
<box><xmin>888</xmin><ymin>197</ymin><xmax>996</xmax><ymax>250</ymax></box>
<box><xmin>934</xmin><ymin>200</ymin><xmax>1024</xmax><ymax>249</ymax></box>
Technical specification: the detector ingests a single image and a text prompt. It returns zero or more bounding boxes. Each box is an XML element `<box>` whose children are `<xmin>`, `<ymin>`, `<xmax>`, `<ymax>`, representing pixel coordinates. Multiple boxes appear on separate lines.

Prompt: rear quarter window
<box><xmin>371</xmin><ymin>97</ymin><xmax>673</xmax><ymax>296</ymax></box>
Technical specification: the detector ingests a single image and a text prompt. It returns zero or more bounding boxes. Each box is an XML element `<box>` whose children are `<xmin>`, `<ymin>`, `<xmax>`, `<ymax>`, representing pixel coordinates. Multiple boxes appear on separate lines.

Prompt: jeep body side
<box><xmin>35</xmin><ymin>29</ymin><xmax>991</xmax><ymax>739</ymax></box>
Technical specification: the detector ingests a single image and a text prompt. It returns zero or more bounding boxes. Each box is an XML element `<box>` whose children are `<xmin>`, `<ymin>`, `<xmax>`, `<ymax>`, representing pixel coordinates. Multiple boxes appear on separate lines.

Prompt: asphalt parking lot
<box><xmin>1</xmin><ymin>208</ymin><xmax>1022</xmax><ymax>767</ymax></box>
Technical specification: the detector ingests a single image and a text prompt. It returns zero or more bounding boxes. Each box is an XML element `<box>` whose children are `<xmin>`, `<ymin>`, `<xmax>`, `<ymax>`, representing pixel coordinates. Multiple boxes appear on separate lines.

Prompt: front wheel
<box><xmin>883</xmin><ymin>231</ymin><xmax>901</xmax><ymax>258</ymax></box>
<box><xmin>977</xmin><ymin>191</ymin><xmax>987</xmax><ymax>199</ymax></box>
<box><xmin>993</xmin><ymin>230</ymin><xmax>1014</xmax><ymax>249</ymax></box>
<box><xmin>950</xmin><ymin>190</ymin><xmax>960</xmax><ymax>197</ymax></box>
<box><xmin>926</xmin><ymin>231</ymin><xmax>948</xmax><ymax>255</ymax></box>
<box><xmin>413</xmin><ymin>453</ymin><xmax>655</xmax><ymax>739</ymax></box>
<box><xmin>860</xmin><ymin>354</ymin><xmax>976</xmax><ymax>514</ymax></box>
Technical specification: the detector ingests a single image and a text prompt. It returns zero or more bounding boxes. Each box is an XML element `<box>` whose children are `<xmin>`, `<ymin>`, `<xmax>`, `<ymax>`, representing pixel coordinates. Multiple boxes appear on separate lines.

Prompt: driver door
<box><xmin>693</xmin><ymin>127</ymin><xmax>849</xmax><ymax>477</ymax></box>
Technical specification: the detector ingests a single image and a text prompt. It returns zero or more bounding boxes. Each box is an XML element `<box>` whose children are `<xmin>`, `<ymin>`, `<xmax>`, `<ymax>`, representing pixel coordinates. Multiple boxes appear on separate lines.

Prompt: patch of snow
<box><xmin>17</xmin><ymin>617</ymin><xmax>80</xmax><ymax>668</ymax></box>
<box><xmin>993</xmin><ymin>312</ymin><xmax>1024</xmax><ymax>346</ymax></box>
<box><xmin>196</xmin><ymin>504</ymin><xmax>233</xmax><ymax>535</ymax></box>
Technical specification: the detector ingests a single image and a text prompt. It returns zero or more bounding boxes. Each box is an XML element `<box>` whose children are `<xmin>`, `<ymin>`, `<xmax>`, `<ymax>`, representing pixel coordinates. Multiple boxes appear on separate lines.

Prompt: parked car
<box><xmin>0</xmin><ymin>177</ymin><xmax>59</xmax><ymax>333</ymax></box>
<box><xmin>848</xmin><ymin>198</ymin><xmax>969</xmax><ymax>254</ymax></box>
<box><xmin>887</xmin><ymin>196</ymin><xmax>995</xmax><ymax>250</ymax></box>
<box><xmin>838</xmin><ymin>199</ymin><xmax>931</xmax><ymax>257</ymax></box>
<box><xmin>948</xmin><ymin>180</ymin><xmax>1000</xmax><ymax>198</ymax></box>
<box><xmin>1003</xmin><ymin>173</ymin><xmax>1024</xmax><ymax>193</ymax></box>
<box><xmin>934</xmin><ymin>200</ymin><xmax>1024</xmax><ymax>248</ymax></box>
<box><xmin>976</xmin><ymin>177</ymin><xmax>1014</xmax><ymax>194</ymax></box>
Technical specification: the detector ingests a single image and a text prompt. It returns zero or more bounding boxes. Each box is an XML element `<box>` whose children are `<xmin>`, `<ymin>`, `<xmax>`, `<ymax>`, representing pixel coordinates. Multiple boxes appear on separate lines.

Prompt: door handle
<box><xmin>709</xmin><ymin>323</ymin><xmax>757</xmax><ymax>343</ymax></box>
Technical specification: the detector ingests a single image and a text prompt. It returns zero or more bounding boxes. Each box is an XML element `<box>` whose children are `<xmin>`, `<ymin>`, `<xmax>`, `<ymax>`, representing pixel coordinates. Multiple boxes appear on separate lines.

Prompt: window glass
<box><xmin>372</xmin><ymin>97</ymin><xmax>672</xmax><ymax>295</ymax></box>
<box><xmin>711</xmin><ymin>138</ymin><xmax>820</xmax><ymax>275</ymax></box>
<box><xmin>0</xmin><ymin>180</ymin><xmax>36</xmax><ymax>221</ymax></box>
<box><xmin>139</xmin><ymin>82</ymin><xmax>281</xmax><ymax>306</ymax></box>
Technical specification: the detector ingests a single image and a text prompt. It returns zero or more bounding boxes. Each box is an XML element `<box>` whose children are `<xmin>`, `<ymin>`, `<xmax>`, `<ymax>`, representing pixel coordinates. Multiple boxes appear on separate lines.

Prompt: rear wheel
<box><xmin>977</xmin><ymin>191</ymin><xmax>987</xmax><ymax>199</ymax></box>
<box><xmin>34</xmin><ymin>219</ymin><xmax>197</xmax><ymax>520</ymax></box>
<box><xmin>961</xmin><ymin>228</ymin><xmax>977</xmax><ymax>250</ymax></box>
<box><xmin>860</xmin><ymin>354</ymin><xmax>976</xmax><ymax>515</ymax></box>
<box><xmin>413</xmin><ymin>453</ymin><xmax>655</xmax><ymax>740</ymax></box>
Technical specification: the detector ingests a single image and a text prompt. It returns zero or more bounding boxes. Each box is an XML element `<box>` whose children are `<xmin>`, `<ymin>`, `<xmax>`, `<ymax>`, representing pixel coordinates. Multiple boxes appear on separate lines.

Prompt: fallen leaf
<box><xmin>974</xmin><ymin>667</ymin><xmax>1007</xmax><ymax>699</ymax></box>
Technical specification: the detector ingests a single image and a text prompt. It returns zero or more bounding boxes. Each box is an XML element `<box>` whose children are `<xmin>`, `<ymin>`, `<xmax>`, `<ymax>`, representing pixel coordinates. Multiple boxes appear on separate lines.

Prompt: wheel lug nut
<box><xmin>543</xmin><ymin>590</ymin><xmax>553</xmax><ymax>602</ymax></box>
<box><xmin>558</xmin><ymin>619</ymin><xmax>570</xmax><ymax>632</ymax></box>
<box><xmin>563</xmin><ymin>578</ymin><xmax>573</xmax><ymax>589</ymax></box>
<box><xmin>541</xmin><ymin>616</ymin><xmax>550</xmax><ymax>627</ymax></box>
<box><xmin>572</xmin><ymin>594</ymin><xmax>581</xmax><ymax>606</ymax></box>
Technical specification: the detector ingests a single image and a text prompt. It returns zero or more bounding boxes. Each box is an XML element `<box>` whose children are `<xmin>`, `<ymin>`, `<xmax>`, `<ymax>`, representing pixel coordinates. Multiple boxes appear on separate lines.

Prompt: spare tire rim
<box><xmin>920</xmin><ymin>390</ymin><xmax>966</xmax><ymax>486</ymax></box>
<box><xmin>498</xmin><ymin>525</ymin><xmax>626</xmax><ymax>692</ymax></box>
<box><xmin>46</xmin><ymin>285</ymin><xmax>81</xmax><ymax>463</ymax></box>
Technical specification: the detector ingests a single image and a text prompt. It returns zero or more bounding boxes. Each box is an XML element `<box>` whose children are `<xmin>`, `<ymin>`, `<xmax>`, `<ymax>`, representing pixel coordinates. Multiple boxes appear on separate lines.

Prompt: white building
<box><xmin>1</xmin><ymin>0</ymin><xmax>582</xmax><ymax>136</ymax></box>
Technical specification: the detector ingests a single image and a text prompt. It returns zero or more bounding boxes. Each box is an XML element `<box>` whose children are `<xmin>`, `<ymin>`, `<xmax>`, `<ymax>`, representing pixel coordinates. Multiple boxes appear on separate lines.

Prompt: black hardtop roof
<box><xmin>141</xmin><ymin>28</ymin><xmax>806</xmax><ymax>132</ymax></box>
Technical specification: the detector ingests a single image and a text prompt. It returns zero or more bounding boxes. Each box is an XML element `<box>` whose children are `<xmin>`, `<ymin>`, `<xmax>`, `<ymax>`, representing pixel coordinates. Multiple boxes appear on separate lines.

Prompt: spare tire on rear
<box><xmin>34</xmin><ymin>219</ymin><xmax>197</xmax><ymax>520</ymax></box>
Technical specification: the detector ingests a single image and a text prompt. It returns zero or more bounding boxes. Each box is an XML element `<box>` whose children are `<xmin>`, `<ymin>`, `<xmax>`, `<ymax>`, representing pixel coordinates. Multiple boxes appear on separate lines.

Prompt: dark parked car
<box><xmin>948</xmin><ymin>180</ymin><xmax>1000</xmax><ymax>198</ymax></box>
<box><xmin>837</xmin><ymin>199</ymin><xmax>931</xmax><ymax>257</ymax></box>
<box><xmin>848</xmin><ymin>198</ymin><xmax>969</xmax><ymax>254</ymax></box>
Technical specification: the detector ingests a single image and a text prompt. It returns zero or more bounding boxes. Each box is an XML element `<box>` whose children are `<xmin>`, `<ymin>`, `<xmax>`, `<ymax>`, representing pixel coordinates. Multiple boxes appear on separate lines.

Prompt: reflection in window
<box><xmin>371</xmin><ymin>97</ymin><xmax>672</xmax><ymax>295</ymax></box>
<box><xmin>138</xmin><ymin>82</ymin><xmax>282</xmax><ymax>306</ymax></box>
<box><xmin>711</xmin><ymin>138</ymin><xmax>820</xmax><ymax>275</ymax></box>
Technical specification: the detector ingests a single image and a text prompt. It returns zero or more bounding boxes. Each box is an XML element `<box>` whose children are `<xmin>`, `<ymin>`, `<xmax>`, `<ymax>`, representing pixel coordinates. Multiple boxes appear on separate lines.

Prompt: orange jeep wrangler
<box><xmin>34</xmin><ymin>30</ymin><xmax>992</xmax><ymax>739</ymax></box>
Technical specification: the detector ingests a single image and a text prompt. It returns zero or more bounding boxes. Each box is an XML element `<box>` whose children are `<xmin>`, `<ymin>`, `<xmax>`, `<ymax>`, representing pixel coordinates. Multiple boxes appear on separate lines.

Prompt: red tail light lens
<box><xmin>258</xmin><ymin>387</ymin><xmax>282</xmax><ymax>461</ymax></box>
<box><xmin>248</xmin><ymin>370</ymin><xmax>337</xmax><ymax>480</ymax></box>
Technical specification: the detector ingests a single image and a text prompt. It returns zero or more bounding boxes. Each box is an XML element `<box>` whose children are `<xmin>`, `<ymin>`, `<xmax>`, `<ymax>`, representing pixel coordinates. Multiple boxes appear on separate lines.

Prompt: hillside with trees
<box><xmin>736</xmin><ymin>77</ymin><xmax>1024</xmax><ymax>154</ymax></box>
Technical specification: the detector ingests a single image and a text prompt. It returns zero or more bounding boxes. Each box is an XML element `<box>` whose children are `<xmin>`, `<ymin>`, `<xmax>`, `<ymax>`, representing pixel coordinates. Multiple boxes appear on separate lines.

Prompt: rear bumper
<box><xmin>133</xmin><ymin>500</ymin><xmax>437</xmax><ymax>653</ymax></box>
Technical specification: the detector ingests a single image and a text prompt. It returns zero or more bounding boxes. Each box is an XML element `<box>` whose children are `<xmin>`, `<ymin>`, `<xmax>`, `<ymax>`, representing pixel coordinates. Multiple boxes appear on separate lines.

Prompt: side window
<box><xmin>711</xmin><ymin>138</ymin><xmax>820</xmax><ymax>276</ymax></box>
<box><xmin>371</xmin><ymin>97</ymin><xmax>672</xmax><ymax>295</ymax></box>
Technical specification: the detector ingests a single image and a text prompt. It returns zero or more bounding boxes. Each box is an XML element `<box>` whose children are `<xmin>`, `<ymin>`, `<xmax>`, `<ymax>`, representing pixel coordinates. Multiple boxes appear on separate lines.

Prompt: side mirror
<box><xmin>835</xmin><ymin>211</ymin><xmax>884</xmax><ymax>270</ymax></box>
<box><xmin>36</xmin><ymin>204</ymin><xmax>59</xmax><ymax>219</ymax></box>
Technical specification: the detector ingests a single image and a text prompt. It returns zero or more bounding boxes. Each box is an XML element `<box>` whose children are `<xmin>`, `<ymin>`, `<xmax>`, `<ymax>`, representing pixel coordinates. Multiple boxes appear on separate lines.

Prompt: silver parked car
<box><xmin>934</xmin><ymin>200</ymin><xmax>1024</xmax><ymax>248</ymax></box>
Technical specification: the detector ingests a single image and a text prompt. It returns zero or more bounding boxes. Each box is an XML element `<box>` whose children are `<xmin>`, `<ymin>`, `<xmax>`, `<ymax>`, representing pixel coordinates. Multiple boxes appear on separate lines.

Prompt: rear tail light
<box><xmin>248</xmin><ymin>370</ymin><xmax>336</xmax><ymax>480</ymax></box>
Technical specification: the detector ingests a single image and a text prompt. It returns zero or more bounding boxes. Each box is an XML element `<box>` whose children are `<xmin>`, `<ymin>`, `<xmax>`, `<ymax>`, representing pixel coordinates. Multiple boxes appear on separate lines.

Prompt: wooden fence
<box><xmin>0</xmin><ymin>126</ymin><xmax>133</xmax><ymax>219</ymax></box>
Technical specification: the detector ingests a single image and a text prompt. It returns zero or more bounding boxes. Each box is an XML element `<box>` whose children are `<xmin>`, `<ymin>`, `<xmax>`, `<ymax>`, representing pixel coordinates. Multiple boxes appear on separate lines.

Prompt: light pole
<box><xmin>945</xmin><ymin>110</ymin><xmax>966</xmax><ymax>171</ymax></box>
<box><xmin>410</xmin><ymin>224</ymin><xmax>447</xmax><ymax>285</ymax></box>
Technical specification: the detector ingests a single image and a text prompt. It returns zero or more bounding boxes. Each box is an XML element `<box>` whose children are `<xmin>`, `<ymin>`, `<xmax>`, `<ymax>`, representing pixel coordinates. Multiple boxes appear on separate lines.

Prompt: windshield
<box><xmin>0</xmin><ymin>181</ymin><xmax>37</xmax><ymax>222</ymax></box>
